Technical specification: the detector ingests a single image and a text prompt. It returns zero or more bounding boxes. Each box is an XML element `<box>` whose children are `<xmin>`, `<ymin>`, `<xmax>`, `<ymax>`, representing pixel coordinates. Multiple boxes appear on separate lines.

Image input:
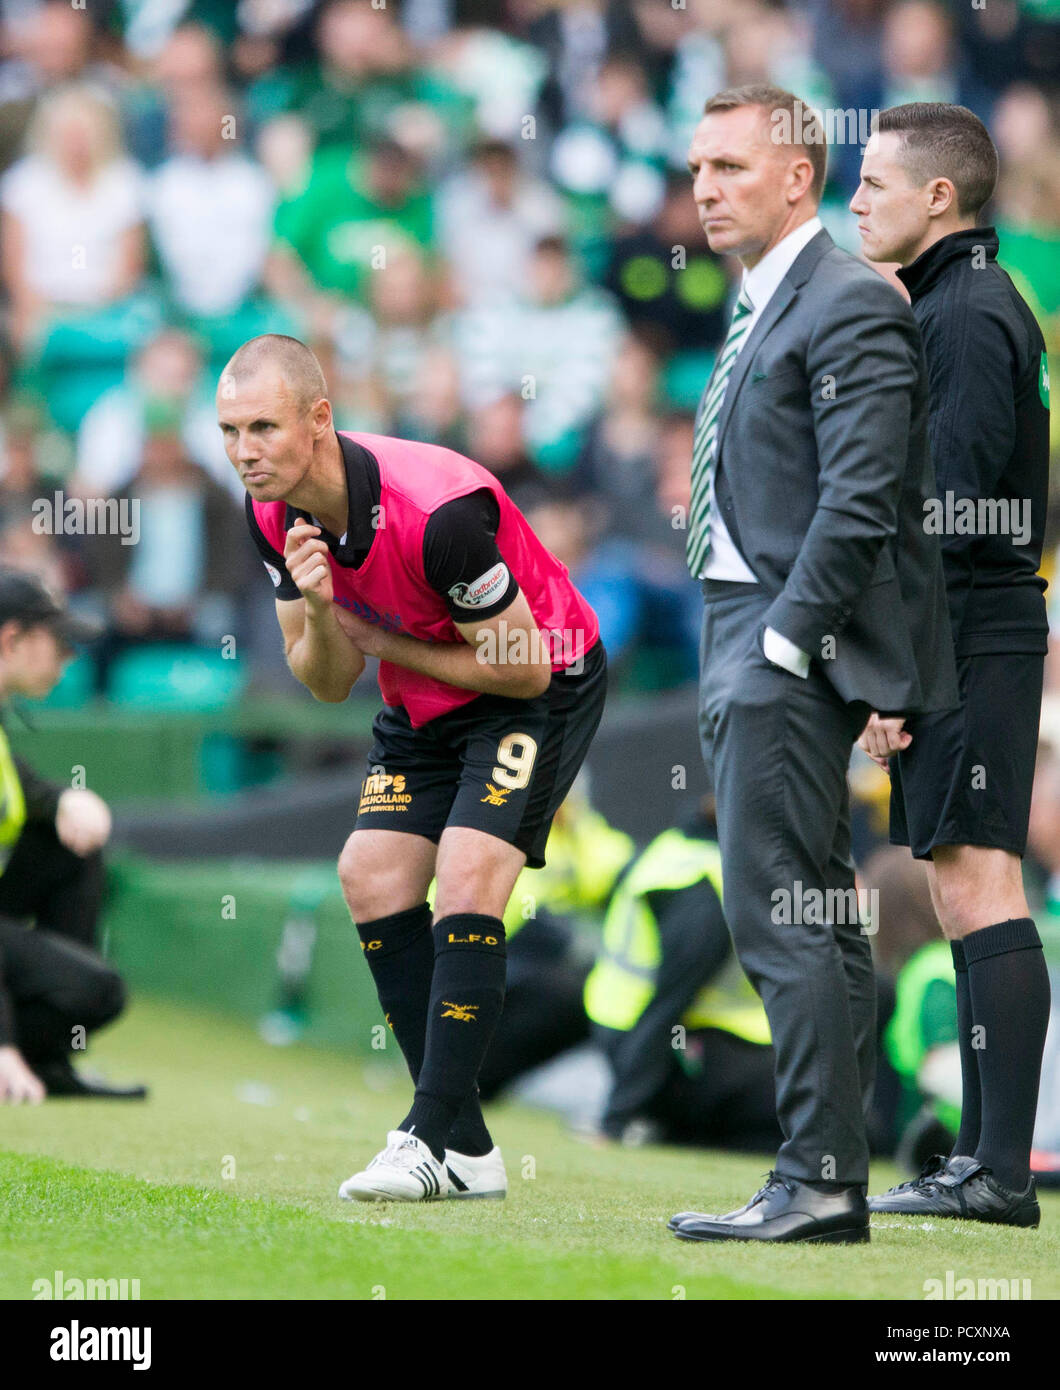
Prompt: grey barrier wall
<box><xmin>111</xmin><ymin>686</ymin><xmax>708</xmax><ymax>859</ymax></box>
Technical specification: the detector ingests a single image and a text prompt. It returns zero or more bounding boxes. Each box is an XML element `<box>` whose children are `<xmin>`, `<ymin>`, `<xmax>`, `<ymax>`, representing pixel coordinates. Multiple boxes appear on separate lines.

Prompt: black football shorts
<box><xmin>890</xmin><ymin>651</ymin><xmax>1044</xmax><ymax>860</ymax></box>
<box><xmin>353</xmin><ymin>640</ymin><xmax>607</xmax><ymax>868</ymax></box>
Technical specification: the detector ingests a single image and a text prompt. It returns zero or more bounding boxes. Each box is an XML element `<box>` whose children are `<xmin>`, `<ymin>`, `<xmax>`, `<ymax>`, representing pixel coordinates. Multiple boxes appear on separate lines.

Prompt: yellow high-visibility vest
<box><xmin>0</xmin><ymin>723</ymin><xmax>27</xmax><ymax>873</ymax></box>
<box><xmin>584</xmin><ymin>827</ymin><xmax>770</xmax><ymax>1046</ymax></box>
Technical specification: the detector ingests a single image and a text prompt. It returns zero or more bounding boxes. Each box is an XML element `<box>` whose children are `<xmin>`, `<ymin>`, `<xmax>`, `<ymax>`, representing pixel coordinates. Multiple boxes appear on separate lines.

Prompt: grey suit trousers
<box><xmin>698</xmin><ymin>583</ymin><xmax>876</xmax><ymax>1185</ymax></box>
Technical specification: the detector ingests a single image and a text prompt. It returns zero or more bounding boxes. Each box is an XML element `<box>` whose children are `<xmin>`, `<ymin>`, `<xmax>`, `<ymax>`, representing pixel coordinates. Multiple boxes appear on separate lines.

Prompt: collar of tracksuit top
<box><xmin>896</xmin><ymin>226</ymin><xmax>1000</xmax><ymax>302</ymax></box>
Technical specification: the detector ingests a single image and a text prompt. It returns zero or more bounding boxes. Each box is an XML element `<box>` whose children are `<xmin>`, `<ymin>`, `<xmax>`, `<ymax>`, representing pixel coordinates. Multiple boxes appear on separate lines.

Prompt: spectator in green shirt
<box><xmin>267</xmin><ymin>139</ymin><xmax>435</xmax><ymax>330</ymax></box>
<box><xmin>247</xmin><ymin>0</ymin><xmax>470</xmax><ymax>157</ymax></box>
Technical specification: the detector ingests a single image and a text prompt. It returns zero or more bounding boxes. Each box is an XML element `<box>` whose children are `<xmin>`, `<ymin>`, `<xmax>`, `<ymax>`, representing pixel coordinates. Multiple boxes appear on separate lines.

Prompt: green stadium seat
<box><xmin>33</xmin><ymin>653</ymin><xmax>95</xmax><ymax>709</ymax></box>
<box><xmin>662</xmin><ymin>349</ymin><xmax>716</xmax><ymax>411</ymax></box>
<box><xmin>107</xmin><ymin>645</ymin><xmax>245</xmax><ymax>711</ymax></box>
<box><xmin>29</xmin><ymin>293</ymin><xmax>165</xmax><ymax>432</ymax></box>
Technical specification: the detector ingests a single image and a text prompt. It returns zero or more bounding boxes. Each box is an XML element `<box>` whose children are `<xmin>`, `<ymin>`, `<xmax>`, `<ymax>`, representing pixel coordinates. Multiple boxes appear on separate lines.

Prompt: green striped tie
<box><xmin>686</xmin><ymin>286</ymin><xmax>754</xmax><ymax>578</ymax></box>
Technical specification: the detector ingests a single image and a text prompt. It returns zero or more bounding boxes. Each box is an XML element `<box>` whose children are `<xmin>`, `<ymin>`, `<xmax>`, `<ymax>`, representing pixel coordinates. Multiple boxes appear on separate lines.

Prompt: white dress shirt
<box><xmin>700</xmin><ymin>215</ymin><xmax>823</xmax><ymax>677</ymax></box>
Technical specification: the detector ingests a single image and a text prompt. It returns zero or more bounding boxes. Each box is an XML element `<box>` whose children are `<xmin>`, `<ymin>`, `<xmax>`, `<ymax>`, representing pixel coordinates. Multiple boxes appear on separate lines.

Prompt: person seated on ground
<box><xmin>0</xmin><ymin>567</ymin><xmax>145</xmax><ymax>1101</ymax></box>
<box><xmin>585</xmin><ymin>794</ymin><xmax>780</xmax><ymax>1150</ymax></box>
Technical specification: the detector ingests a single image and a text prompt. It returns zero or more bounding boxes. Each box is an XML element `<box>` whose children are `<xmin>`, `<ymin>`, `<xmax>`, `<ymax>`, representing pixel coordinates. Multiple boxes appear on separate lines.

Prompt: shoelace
<box><xmin>888</xmin><ymin>1158</ymin><xmax>993</xmax><ymax>1202</ymax></box>
<box><xmin>392</xmin><ymin>1138</ymin><xmax>432</xmax><ymax>1169</ymax></box>
<box><xmin>884</xmin><ymin>1154</ymin><xmax>948</xmax><ymax>1195</ymax></box>
<box><xmin>370</xmin><ymin>1137</ymin><xmax>433</xmax><ymax>1172</ymax></box>
<box><xmin>749</xmin><ymin>1171</ymin><xmax>798</xmax><ymax>1206</ymax></box>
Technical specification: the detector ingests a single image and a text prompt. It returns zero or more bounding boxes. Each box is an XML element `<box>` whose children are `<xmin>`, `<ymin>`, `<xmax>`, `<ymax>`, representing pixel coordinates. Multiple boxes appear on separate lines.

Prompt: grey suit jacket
<box><xmin>709</xmin><ymin>227</ymin><xmax>958</xmax><ymax>715</ymax></box>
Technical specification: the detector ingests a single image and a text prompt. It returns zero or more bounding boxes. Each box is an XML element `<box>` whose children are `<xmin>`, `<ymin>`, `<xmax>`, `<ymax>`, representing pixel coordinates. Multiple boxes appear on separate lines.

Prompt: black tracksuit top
<box><xmin>896</xmin><ymin>227</ymin><xmax>1050</xmax><ymax>657</ymax></box>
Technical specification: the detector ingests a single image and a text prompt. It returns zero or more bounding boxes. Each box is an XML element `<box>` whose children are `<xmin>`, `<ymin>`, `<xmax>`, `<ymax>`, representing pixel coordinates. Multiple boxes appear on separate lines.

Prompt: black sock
<box><xmin>446</xmin><ymin>1090</ymin><xmax>495</xmax><ymax>1158</ymax></box>
<box><xmin>399</xmin><ymin>913</ymin><xmax>507</xmax><ymax>1161</ymax></box>
<box><xmin>355</xmin><ymin>905</ymin><xmax>494</xmax><ymax>1156</ymax></box>
<box><xmin>965</xmin><ymin>918</ymin><xmax>1050</xmax><ymax>1192</ymax></box>
<box><xmin>949</xmin><ymin>937</ymin><xmax>981</xmax><ymax>1158</ymax></box>
<box><xmin>356</xmin><ymin>903</ymin><xmax>434</xmax><ymax>1078</ymax></box>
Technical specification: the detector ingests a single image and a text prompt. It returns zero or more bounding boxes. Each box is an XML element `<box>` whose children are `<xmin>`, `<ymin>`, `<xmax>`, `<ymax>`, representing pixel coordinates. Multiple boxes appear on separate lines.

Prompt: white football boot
<box><xmin>338</xmin><ymin>1130</ymin><xmax>450</xmax><ymax>1203</ymax></box>
<box><xmin>443</xmin><ymin>1146</ymin><xmax>508</xmax><ymax>1200</ymax></box>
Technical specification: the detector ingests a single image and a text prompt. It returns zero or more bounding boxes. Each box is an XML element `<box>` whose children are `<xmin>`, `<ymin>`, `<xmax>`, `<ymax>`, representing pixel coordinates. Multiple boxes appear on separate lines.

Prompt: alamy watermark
<box><xmin>923</xmin><ymin>492</ymin><xmax>1030</xmax><ymax>545</ymax></box>
<box><xmin>924</xmin><ymin>1270</ymin><xmax>1030</xmax><ymax>1301</ymax></box>
<box><xmin>49</xmin><ymin>1321</ymin><xmax>151</xmax><ymax>1370</ymax></box>
<box><xmin>33</xmin><ymin>1270</ymin><xmax>141</xmax><ymax>1300</ymax></box>
<box><xmin>32</xmin><ymin>492</ymin><xmax>140</xmax><ymax>546</ymax></box>
<box><xmin>770</xmin><ymin>880</ymin><xmax>878</xmax><ymax>933</ymax></box>
<box><xmin>475</xmin><ymin>621</ymin><xmax>587</xmax><ymax>674</ymax></box>
<box><xmin>771</xmin><ymin>101</ymin><xmax>879</xmax><ymax>148</ymax></box>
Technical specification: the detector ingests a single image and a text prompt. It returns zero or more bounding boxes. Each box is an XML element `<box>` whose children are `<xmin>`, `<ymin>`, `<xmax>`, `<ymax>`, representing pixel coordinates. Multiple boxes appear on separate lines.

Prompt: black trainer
<box><xmin>868</xmin><ymin>1154</ymin><xmax>1040</xmax><ymax>1227</ymax></box>
<box><xmin>36</xmin><ymin>1060</ymin><xmax>148</xmax><ymax>1100</ymax></box>
<box><xmin>869</xmin><ymin>1152</ymin><xmax>949</xmax><ymax>1209</ymax></box>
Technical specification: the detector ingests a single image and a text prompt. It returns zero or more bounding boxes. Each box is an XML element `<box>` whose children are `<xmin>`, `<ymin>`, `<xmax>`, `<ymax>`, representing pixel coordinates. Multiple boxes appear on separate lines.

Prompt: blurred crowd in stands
<box><xmin>0</xmin><ymin>0</ymin><xmax>1056</xmax><ymax>704</ymax></box>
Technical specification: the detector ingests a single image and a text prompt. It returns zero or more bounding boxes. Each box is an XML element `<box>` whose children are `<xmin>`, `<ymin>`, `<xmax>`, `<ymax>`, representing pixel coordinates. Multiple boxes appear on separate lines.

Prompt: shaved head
<box><xmin>221</xmin><ymin>334</ymin><xmax>327</xmax><ymax>410</ymax></box>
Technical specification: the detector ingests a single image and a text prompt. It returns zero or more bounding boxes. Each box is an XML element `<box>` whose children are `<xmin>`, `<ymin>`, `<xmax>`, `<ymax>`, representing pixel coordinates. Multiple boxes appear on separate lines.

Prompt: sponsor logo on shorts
<box><xmin>480</xmin><ymin>782</ymin><xmax>511</xmax><ymax>807</ymax></box>
<box><xmin>440</xmin><ymin>1001</ymin><xmax>478</xmax><ymax>1022</ymax></box>
<box><xmin>448</xmin><ymin>562</ymin><xmax>510</xmax><ymax>610</ymax></box>
<box><xmin>358</xmin><ymin>771</ymin><xmax>412</xmax><ymax>814</ymax></box>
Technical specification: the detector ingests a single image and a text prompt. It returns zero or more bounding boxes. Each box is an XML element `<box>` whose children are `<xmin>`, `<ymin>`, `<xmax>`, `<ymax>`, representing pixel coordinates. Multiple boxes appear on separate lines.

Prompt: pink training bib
<box><xmin>252</xmin><ymin>431</ymin><xmax>600</xmax><ymax>727</ymax></box>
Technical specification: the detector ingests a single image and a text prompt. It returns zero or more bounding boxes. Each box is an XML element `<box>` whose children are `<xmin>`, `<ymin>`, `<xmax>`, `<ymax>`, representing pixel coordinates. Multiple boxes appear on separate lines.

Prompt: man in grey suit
<box><xmin>669</xmin><ymin>85</ymin><xmax>958</xmax><ymax>1244</ymax></box>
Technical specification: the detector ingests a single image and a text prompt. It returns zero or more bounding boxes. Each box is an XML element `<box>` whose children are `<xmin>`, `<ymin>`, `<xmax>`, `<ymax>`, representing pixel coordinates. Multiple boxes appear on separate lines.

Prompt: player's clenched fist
<box><xmin>284</xmin><ymin>523</ymin><xmax>333</xmax><ymax>610</ymax></box>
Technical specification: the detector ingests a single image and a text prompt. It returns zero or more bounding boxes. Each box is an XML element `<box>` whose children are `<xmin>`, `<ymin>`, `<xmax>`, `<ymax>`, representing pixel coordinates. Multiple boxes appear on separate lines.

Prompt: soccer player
<box><xmin>218</xmin><ymin>335</ymin><xmax>607</xmax><ymax>1202</ymax></box>
<box><xmin>852</xmin><ymin>104</ymin><xmax>1051</xmax><ymax>1225</ymax></box>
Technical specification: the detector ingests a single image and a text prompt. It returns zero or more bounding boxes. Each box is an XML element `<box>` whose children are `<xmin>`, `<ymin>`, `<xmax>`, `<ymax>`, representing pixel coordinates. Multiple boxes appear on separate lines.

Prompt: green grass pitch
<box><xmin>1</xmin><ymin>997</ymin><xmax>1057</xmax><ymax>1300</ymax></box>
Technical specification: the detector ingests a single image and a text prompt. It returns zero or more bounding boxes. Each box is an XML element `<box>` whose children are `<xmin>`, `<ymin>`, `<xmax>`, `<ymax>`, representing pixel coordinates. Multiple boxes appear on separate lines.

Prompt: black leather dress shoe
<box><xmin>37</xmin><ymin>1060</ymin><xmax>148</xmax><ymax>1100</ymax></box>
<box><xmin>673</xmin><ymin>1173</ymin><xmax>869</xmax><ymax>1244</ymax></box>
<box><xmin>868</xmin><ymin>1154</ymin><xmax>1039</xmax><ymax>1226</ymax></box>
<box><xmin>667</xmin><ymin>1210</ymin><xmax>701</xmax><ymax>1231</ymax></box>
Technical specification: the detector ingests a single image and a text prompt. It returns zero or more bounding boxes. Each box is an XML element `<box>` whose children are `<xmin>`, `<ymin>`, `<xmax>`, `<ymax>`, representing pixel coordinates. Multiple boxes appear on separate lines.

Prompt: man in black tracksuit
<box><xmin>852</xmin><ymin>103</ymin><xmax>1050</xmax><ymax>1224</ymax></box>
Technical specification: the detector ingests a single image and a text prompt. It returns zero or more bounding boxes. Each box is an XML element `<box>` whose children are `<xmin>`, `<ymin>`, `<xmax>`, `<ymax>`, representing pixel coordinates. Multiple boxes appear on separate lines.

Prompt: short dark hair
<box><xmin>702</xmin><ymin>84</ymin><xmax>828</xmax><ymax>201</ymax></box>
<box><xmin>874</xmin><ymin>103</ymin><xmax>998</xmax><ymax>218</ymax></box>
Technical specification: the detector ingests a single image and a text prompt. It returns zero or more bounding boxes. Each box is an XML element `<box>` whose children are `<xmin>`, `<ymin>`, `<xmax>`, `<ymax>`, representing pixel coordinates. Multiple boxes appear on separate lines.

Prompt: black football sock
<box><xmin>355</xmin><ymin>904</ymin><xmax>494</xmax><ymax>1154</ymax></box>
<box><xmin>399</xmin><ymin>913</ymin><xmax>507</xmax><ymax>1162</ymax></box>
<box><xmin>949</xmin><ymin>937</ymin><xmax>982</xmax><ymax>1158</ymax></box>
<box><xmin>965</xmin><ymin>918</ymin><xmax>1050</xmax><ymax>1192</ymax></box>
<box><xmin>352</xmin><ymin>900</ymin><xmax>494</xmax><ymax>1150</ymax></box>
<box><xmin>355</xmin><ymin>903</ymin><xmax>435</xmax><ymax>1079</ymax></box>
<box><xmin>445</xmin><ymin>1089</ymin><xmax>495</xmax><ymax>1158</ymax></box>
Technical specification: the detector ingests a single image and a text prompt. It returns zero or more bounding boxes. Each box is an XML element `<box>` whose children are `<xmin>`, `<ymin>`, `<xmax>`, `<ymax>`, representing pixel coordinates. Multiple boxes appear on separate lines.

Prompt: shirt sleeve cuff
<box><xmin>763</xmin><ymin>626</ymin><xmax>811</xmax><ymax>678</ymax></box>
